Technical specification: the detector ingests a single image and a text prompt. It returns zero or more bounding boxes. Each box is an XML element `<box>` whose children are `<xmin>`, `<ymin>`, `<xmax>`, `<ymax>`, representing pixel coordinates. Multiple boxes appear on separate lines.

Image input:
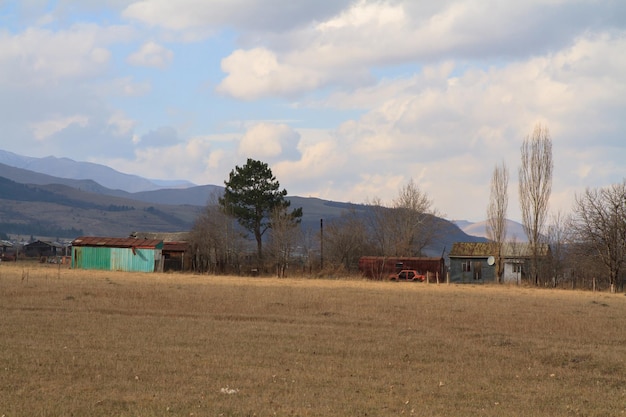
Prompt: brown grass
<box><xmin>1</xmin><ymin>263</ymin><xmax>625</xmax><ymax>416</ymax></box>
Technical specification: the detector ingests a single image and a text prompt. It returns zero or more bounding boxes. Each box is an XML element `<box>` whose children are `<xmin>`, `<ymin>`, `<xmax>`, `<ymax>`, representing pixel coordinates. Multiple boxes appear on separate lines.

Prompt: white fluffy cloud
<box><xmin>127</xmin><ymin>41</ymin><xmax>173</xmax><ymax>68</ymax></box>
<box><xmin>0</xmin><ymin>23</ymin><xmax>133</xmax><ymax>86</ymax></box>
<box><xmin>215</xmin><ymin>1</ymin><xmax>626</xmax><ymax>100</ymax></box>
<box><xmin>238</xmin><ymin>123</ymin><xmax>301</xmax><ymax>161</ymax></box>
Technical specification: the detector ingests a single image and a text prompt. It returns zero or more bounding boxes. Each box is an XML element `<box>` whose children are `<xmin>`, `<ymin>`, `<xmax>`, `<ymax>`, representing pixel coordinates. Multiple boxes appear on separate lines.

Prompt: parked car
<box><xmin>389</xmin><ymin>269</ymin><xmax>426</xmax><ymax>282</ymax></box>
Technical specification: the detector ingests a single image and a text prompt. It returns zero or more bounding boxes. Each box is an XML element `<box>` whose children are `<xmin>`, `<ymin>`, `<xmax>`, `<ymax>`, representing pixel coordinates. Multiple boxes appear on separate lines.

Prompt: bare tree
<box><xmin>267</xmin><ymin>206</ymin><xmax>301</xmax><ymax>277</ymax></box>
<box><xmin>519</xmin><ymin>123</ymin><xmax>553</xmax><ymax>285</ymax></box>
<box><xmin>189</xmin><ymin>194</ymin><xmax>245</xmax><ymax>274</ymax></box>
<box><xmin>323</xmin><ymin>208</ymin><xmax>369</xmax><ymax>273</ymax></box>
<box><xmin>391</xmin><ymin>179</ymin><xmax>439</xmax><ymax>256</ymax></box>
<box><xmin>545</xmin><ymin>210</ymin><xmax>568</xmax><ymax>288</ymax></box>
<box><xmin>486</xmin><ymin>161</ymin><xmax>509</xmax><ymax>283</ymax></box>
<box><xmin>364</xmin><ymin>197</ymin><xmax>392</xmax><ymax>256</ymax></box>
<box><xmin>570</xmin><ymin>181</ymin><xmax>626</xmax><ymax>293</ymax></box>
<box><xmin>367</xmin><ymin>179</ymin><xmax>439</xmax><ymax>257</ymax></box>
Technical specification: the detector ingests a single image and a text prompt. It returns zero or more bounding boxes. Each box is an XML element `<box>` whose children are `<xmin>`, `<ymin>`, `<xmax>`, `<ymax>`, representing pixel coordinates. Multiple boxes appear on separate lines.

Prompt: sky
<box><xmin>1</xmin><ymin>0</ymin><xmax>625</xmax><ymax>222</ymax></box>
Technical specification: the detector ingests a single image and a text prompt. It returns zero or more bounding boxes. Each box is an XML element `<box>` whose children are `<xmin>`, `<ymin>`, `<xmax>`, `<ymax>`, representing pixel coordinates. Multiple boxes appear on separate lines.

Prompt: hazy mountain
<box><xmin>0</xmin><ymin>175</ymin><xmax>202</xmax><ymax>238</ymax></box>
<box><xmin>0</xmin><ymin>149</ymin><xmax>486</xmax><ymax>253</ymax></box>
<box><xmin>0</xmin><ymin>149</ymin><xmax>195</xmax><ymax>193</ymax></box>
<box><xmin>453</xmin><ymin>219</ymin><xmax>528</xmax><ymax>242</ymax></box>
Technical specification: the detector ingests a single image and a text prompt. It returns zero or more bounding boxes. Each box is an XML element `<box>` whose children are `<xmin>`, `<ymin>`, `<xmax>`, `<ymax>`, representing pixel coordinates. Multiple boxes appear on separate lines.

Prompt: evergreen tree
<box><xmin>219</xmin><ymin>158</ymin><xmax>302</xmax><ymax>267</ymax></box>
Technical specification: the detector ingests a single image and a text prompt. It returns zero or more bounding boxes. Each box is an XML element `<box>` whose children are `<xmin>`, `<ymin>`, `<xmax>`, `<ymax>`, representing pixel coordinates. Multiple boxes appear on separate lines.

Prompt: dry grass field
<box><xmin>1</xmin><ymin>263</ymin><xmax>625</xmax><ymax>417</ymax></box>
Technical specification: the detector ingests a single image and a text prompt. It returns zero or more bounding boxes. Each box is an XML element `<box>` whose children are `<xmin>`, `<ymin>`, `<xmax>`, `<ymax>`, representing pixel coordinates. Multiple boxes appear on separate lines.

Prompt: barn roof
<box><xmin>71</xmin><ymin>236</ymin><xmax>163</xmax><ymax>249</ymax></box>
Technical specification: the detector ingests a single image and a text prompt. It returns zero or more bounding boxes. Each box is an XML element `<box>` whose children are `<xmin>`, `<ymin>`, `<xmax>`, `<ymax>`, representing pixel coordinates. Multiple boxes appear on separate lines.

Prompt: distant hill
<box><xmin>0</xmin><ymin>175</ymin><xmax>202</xmax><ymax>238</ymax></box>
<box><xmin>454</xmin><ymin>219</ymin><xmax>528</xmax><ymax>242</ymax></box>
<box><xmin>0</xmin><ymin>149</ymin><xmax>486</xmax><ymax>252</ymax></box>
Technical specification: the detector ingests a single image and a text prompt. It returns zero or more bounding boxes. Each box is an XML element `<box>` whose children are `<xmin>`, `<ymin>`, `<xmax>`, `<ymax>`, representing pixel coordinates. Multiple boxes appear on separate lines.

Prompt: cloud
<box><xmin>256</xmin><ymin>31</ymin><xmax>626</xmax><ymax>220</ymax></box>
<box><xmin>217</xmin><ymin>48</ymin><xmax>326</xmax><ymax>100</ymax></box>
<box><xmin>102</xmin><ymin>133</ymin><xmax>240</xmax><ymax>185</ymax></box>
<box><xmin>106</xmin><ymin>76</ymin><xmax>152</xmax><ymax>96</ymax></box>
<box><xmin>137</xmin><ymin>126</ymin><xmax>180</xmax><ymax>147</ymax></box>
<box><xmin>238</xmin><ymin>123</ymin><xmax>301</xmax><ymax>161</ymax></box>
<box><xmin>108</xmin><ymin>111</ymin><xmax>137</xmax><ymax>136</ymax></box>
<box><xmin>0</xmin><ymin>23</ymin><xmax>133</xmax><ymax>87</ymax></box>
<box><xmin>122</xmin><ymin>0</ymin><xmax>350</xmax><ymax>33</ymax></box>
<box><xmin>31</xmin><ymin>115</ymin><xmax>89</xmax><ymax>140</ymax></box>
<box><xmin>127</xmin><ymin>41</ymin><xmax>173</xmax><ymax>68</ymax></box>
<box><xmin>216</xmin><ymin>1</ymin><xmax>626</xmax><ymax>100</ymax></box>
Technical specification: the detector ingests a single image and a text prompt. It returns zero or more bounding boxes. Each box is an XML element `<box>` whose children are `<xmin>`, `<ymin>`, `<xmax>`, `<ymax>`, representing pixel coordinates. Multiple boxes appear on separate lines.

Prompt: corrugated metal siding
<box><xmin>72</xmin><ymin>246</ymin><xmax>160</xmax><ymax>272</ymax></box>
<box><xmin>111</xmin><ymin>247</ymin><xmax>156</xmax><ymax>272</ymax></box>
<box><xmin>72</xmin><ymin>246</ymin><xmax>112</xmax><ymax>270</ymax></box>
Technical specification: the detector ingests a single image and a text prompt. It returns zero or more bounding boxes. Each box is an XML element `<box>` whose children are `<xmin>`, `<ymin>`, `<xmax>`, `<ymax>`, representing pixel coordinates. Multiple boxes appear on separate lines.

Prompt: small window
<box><xmin>462</xmin><ymin>261</ymin><xmax>471</xmax><ymax>272</ymax></box>
<box><xmin>513</xmin><ymin>264</ymin><xmax>522</xmax><ymax>273</ymax></box>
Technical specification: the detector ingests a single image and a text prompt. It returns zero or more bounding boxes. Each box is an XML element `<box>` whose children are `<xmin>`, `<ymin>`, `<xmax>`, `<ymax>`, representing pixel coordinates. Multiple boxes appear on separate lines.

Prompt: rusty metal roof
<box><xmin>129</xmin><ymin>231</ymin><xmax>190</xmax><ymax>241</ymax></box>
<box><xmin>71</xmin><ymin>236</ymin><xmax>163</xmax><ymax>249</ymax></box>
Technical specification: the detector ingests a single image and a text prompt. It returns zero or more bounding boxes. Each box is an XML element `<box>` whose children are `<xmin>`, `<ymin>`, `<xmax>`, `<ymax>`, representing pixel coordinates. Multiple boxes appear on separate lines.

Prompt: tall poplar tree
<box><xmin>519</xmin><ymin>123</ymin><xmax>553</xmax><ymax>285</ymax></box>
<box><xmin>487</xmin><ymin>161</ymin><xmax>509</xmax><ymax>283</ymax></box>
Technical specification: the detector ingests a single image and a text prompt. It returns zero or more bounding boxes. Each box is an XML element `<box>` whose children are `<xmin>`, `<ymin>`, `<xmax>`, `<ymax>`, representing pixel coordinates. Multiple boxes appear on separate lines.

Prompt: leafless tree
<box><xmin>189</xmin><ymin>194</ymin><xmax>245</xmax><ymax>274</ymax></box>
<box><xmin>323</xmin><ymin>208</ymin><xmax>369</xmax><ymax>273</ymax></box>
<box><xmin>519</xmin><ymin>123</ymin><xmax>553</xmax><ymax>285</ymax></box>
<box><xmin>486</xmin><ymin>161</ymin><xmax>509</xmax><ymax>283</ymax></box>
<box><xmin>392</xmin><ymin>179</ymin><xmax>440</xmax><ymax>256</ymax></box>
<box><xmin>364</xmin><ymin>197</ymin><xmax>392</xmax><ymax>256</ymax></box>
<box><xmin>298</xmin><ymin>225</ymin><xmax>319</xmax><ymax>274</ymax></box>
<box><xmin>267</xmin><ymin>206</ymin><xmax>301</xmax><ymax>277</ymax></box>
<box><xmin>570</xmin><ymin>181</ymin><xmax>626</xmax><ymax>293</ymax></box>
<box><xmin>367</xmin><ymin>179</ymin><xmax>439</xmax><ymax>257</ymax></box>
<box><xmin>545</xmin><ymin>210</ymin><xmax>569</xmax><ymax>288</ymax></box>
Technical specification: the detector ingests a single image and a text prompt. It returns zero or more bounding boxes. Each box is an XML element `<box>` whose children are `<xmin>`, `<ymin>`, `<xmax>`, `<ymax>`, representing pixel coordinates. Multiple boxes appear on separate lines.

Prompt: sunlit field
<box><xmin>1</xmin><ymin>263</ymin><xmax>625</xmax><ymax>416</ymax></box>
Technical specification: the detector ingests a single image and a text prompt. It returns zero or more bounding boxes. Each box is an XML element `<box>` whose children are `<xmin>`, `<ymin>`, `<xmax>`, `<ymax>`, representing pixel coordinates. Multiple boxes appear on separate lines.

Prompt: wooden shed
<box><xmin>71</xmin><ymin>236</ymin><xmax>164</xmax><ymax>272</ymax></box>
<box><xmin>23</xmin><ymin>240</ymin><xmax>63</xmax><ymax>258</ymax></box>
<box><xmin>358</xmin><ymin>256</ymin><xmax>446</xmax><ymax>282</ymax></box>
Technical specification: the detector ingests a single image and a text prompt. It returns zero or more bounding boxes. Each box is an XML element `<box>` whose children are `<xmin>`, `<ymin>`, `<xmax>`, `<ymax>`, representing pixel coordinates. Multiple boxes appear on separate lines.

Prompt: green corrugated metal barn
<box><xmin>71</xmin><ymin>237</ymin><xmax>164</xmax><ymax>272</ymax></box>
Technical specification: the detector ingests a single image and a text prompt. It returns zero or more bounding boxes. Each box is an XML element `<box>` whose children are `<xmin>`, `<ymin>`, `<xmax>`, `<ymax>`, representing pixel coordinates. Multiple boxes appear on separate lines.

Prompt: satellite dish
<box><xmin>487</xmin><ymin>256</ymin><xmax>495</xmax><ymax>266</ymax></box>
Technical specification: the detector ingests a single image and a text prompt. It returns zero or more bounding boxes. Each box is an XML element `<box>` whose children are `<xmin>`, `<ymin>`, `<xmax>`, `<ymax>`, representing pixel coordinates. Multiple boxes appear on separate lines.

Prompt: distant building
<box><xmin>23</xmin><ymin>240</ymin><xmax>63</xmax><ymax>258</ymax></box>
<box><xmin>71</xmin><ymin>236</ymin><xmax>164</xmax><ymax>272</ymax></box>
<box><xmin>448</xmin><ymin>242</ymin><xmax>550</xmax><ymax>284</ymax></box>
<box><xmin>1</xmin><ymin>240</ymin><xmax>13</xmax><ymax>260</ymax></box>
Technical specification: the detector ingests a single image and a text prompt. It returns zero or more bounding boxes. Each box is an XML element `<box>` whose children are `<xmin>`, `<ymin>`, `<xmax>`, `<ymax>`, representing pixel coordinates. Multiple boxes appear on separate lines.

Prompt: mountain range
<box><xmin>0</xmin><ymin>149</ymin><xmax>491</xmax><ymax>256</ymax></box>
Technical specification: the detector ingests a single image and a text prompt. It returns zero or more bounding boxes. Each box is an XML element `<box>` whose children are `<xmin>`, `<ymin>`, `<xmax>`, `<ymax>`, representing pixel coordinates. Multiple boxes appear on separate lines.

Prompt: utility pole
<box><xmin>320</xmin><ymin>218</ymin><xmax>324</xmax><ymax>270</ymax></box>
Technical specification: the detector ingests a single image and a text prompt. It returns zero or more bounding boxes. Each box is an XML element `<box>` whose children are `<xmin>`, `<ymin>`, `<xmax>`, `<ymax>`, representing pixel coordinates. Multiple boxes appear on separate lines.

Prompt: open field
<box><xmin>1</xmin><ymin>264</ymin><xmax>625</xmax><ymax>416</ymax></box>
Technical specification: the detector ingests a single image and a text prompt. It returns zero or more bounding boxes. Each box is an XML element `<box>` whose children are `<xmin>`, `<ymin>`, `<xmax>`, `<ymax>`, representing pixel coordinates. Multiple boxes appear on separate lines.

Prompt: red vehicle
<box><xmin>389</xmin><ymin>269</ymin><xmax>426</xmax><ymax>282</ymax></box>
